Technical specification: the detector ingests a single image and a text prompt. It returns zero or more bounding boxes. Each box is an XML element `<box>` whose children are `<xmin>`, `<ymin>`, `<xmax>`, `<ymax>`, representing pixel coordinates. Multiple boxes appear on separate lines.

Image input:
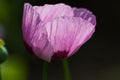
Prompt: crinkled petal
<box><xmin>22</xmin><ymin>3</ymin><xmax>41</xmax><ymax>47</ymax></box>
<box><xmin>73</xmin><ymin>8</ymin><xmax>96</xmax><ymax>25</ymax></box>
<box><xmin>33</xmin><ymin>3</ymin><xmax>73</xmax><ymax>22</ymax></box>
<box><xmin>45</xmin><ymin>16</ymin><xmax>95</xmax><ymax>58</ymax></box>
<box><xmin>31</xmin><ymin>23</ymin><xmax>54</xmax><ymax>62</ymax></box>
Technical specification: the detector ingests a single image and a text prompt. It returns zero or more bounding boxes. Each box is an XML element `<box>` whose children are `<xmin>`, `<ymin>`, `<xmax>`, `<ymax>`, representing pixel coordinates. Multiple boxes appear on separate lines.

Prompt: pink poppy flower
<box><xmin>22</xmin><ymin>3</ymin><xmax>96</xmax><ymax>62</ymax></box>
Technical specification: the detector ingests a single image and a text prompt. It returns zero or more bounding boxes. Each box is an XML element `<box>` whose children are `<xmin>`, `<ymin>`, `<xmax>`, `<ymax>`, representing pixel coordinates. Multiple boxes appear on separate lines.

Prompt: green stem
<box><xmin>0</xmin><ymin>65</ymin><xmax>2</xmax><ymax>80</ymax></box>
<box><xmin>42</xmin><ymin>61</ymin><xmax>48</xmax><ymax>80</ymax></box>
<box><xmin>62</xmin><ymin>59</ymin><xmax>71</xmax><ymax>80</ymax></box>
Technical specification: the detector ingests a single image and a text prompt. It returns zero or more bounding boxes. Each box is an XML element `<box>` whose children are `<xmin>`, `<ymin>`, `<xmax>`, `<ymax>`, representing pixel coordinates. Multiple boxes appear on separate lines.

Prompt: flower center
<box><xmin>52</xmin><ymin>50</ymin><xmax>69</xmax><ymax>59</ymax></box>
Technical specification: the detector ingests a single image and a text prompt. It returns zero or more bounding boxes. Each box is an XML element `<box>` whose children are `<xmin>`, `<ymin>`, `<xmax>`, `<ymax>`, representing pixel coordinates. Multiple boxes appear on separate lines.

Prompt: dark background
<box><xmin>0</xmin><ymin>0</ymin><xmax>120</xmax><ymax>80</ymax></box>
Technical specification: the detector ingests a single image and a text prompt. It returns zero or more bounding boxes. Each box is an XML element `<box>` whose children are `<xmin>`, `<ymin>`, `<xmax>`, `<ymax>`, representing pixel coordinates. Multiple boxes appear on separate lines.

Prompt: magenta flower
<box><xmin>22</xmin><ymin>3</ymin><xmax>96</xmax><ymax>62</ymax></box>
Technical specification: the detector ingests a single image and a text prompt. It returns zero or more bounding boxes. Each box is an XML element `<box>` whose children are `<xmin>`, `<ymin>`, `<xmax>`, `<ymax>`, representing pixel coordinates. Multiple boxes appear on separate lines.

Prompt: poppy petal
<box><xmin>31</xmin><ymin>23</ymin><xmax>54</xmax><ymax>62</ymax></box>
<box><xmin>73</xmin><ymin>8</ymin><xmax>96</xmax><ymax>25</ymax></box>
<box><xmin>45</xmin><ymin>17</ymin><xmax>95</xmax><ymax>58</ymax></box>
<box><xmin>33</xmin><ymin>3</ymin><xmax>73</xmax><ymax>22</ymax></box>
<box><xmin>22</xmin><ymin>3</ymin><xmax>41</xmax><ymax>47</ymax></box>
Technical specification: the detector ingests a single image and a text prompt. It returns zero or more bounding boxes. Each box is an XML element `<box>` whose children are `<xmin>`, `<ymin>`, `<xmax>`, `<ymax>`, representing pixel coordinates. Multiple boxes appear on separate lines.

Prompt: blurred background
<box><xmin>0</xmin><ymin>0</ymin><xmax>120</xmax><ymax>80</ymax></box>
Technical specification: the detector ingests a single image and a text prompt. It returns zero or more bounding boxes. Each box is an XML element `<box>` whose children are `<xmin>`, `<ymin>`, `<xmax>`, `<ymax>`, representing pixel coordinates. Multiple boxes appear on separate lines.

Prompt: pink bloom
<box><xmin>22</xmin><ymin>3</ymin><xmax>96</xmax><ymax>62</ymax></box>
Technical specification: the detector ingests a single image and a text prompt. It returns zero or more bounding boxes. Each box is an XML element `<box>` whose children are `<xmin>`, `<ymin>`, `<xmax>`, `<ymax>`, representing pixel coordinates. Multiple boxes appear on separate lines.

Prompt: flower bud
<box><xmin>0</xmin><ymin>39</ymin><xmax>8</xmax><ymax>64</ymax></box>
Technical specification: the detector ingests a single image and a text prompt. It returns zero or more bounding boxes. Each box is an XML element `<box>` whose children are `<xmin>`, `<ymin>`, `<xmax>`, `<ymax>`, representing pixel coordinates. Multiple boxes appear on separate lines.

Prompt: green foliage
<box><xmin>1</xmin><ymin>55</ymin><xmax>28</xmax><ymax>80</ymax></box>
